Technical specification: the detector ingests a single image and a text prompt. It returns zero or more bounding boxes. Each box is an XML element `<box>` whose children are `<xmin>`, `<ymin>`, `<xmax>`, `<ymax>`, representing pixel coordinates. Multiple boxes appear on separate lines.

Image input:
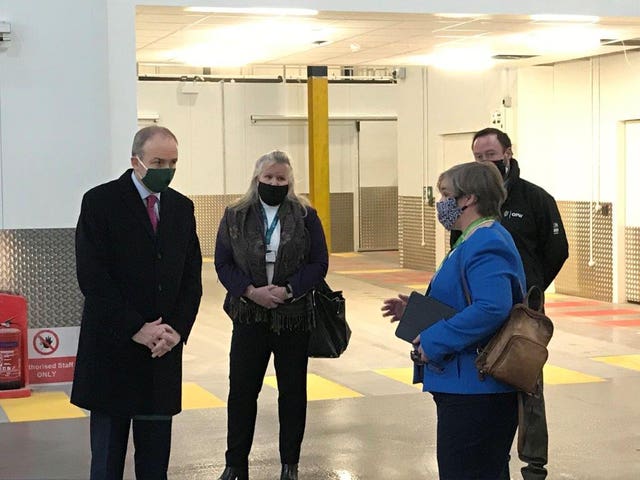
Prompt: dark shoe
<box><xmin>280</xmin><ymin>464</ymin><xmax>298</xmax><ymax>480</ymax></box>
<box><xmin>218</xmin><ymin>466</ymin><xmax>249</xmax><ymax>480</ymax></box>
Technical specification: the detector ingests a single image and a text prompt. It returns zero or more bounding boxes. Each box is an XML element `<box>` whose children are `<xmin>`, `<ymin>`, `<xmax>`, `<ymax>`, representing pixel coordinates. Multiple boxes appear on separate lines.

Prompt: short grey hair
<box><xmin>131</xmin><ymin>126</ymin><xmax>178</xmax><ymax>159</ymax></box>
<box><xmin>437</xmin><ymin>161</ymin><xmax>506</xmax><ymax>218</ymax></box>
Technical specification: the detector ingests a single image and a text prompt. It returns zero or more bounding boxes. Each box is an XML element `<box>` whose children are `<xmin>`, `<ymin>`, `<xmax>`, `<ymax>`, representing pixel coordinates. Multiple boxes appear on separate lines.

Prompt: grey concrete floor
<box><xmin>1</xmin><ymin>252</ymin><xmax>640</xmax><ymax>479</ymax></box>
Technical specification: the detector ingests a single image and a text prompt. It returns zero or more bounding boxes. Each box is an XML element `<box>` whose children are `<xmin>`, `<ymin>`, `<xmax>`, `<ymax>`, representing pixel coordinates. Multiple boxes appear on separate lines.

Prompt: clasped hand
<box><xmin>245</xmin><ymin>284</ymin><xmax>288</xmax><ymax>309</ymax></box>
<box><xmin>132</xmin><ymin>318</ymin><xmax>181</xmax><ymax>358</ymax></box>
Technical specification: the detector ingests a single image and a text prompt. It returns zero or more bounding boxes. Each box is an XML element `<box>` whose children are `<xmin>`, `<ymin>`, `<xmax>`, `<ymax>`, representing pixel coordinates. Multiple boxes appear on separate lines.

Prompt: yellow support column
<box><xmin>307</xmin><ymin>65</ymin><xmax>331</xmax><ymax>251</ymax></box>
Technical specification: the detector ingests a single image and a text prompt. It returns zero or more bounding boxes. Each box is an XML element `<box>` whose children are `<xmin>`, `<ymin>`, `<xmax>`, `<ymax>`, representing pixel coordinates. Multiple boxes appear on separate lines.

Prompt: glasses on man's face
<box><xmin>473</xmin><ymin>151</ymin><xmax>503</xmax><ymax>162</ymax></box>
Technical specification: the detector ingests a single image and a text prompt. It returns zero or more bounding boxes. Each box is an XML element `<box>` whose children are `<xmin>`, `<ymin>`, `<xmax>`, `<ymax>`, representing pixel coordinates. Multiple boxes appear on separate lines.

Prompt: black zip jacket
<box><xmin>450</xmin><ymin>158</ymin><xmax>568</xmax><ymax>291</ymax></box>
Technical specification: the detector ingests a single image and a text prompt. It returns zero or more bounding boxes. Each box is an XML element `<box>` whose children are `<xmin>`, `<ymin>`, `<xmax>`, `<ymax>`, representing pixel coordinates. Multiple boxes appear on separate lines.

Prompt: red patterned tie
<box><xmin>146</xmin><ymin>195</ymin><xmax>158</xmax><ymax>232</ymax></box>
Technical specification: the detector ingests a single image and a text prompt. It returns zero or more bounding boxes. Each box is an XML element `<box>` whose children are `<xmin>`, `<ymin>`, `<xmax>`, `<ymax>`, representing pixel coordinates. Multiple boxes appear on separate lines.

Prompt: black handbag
<box><xmin>308</xmin><ymin>279</ymin><xmax>350</xmax><ymax>358</ymax></box>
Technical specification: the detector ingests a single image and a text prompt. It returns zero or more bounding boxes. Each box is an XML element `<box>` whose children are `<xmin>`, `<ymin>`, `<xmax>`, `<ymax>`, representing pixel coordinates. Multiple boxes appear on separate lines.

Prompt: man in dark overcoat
<box><xmin>71</xmin><ymin>125</ymin><xmax>202</xmax><ymax>480</ymax></box>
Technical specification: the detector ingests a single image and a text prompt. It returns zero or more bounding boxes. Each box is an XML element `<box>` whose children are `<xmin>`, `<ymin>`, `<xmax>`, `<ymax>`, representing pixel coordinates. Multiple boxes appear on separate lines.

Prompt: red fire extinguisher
<box><xmin>0</xmin><ymin>318</ymin><xmax>22</xmax><ymax>390</ymax></box>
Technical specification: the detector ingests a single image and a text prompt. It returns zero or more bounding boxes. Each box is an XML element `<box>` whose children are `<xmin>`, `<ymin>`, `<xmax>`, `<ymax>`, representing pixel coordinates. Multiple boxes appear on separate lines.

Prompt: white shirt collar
<box><xmin>131</xmin><ymin>170</ymin><xmax>161</xmax><ymax>202</ymax></box>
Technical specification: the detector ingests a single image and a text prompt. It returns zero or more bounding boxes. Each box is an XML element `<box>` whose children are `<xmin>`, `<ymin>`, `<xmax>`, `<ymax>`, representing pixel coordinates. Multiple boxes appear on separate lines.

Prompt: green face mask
<box><xmin>136</xmin><ymin>157</ymin><xmax>176</xmax><ymax>193</ymax></box>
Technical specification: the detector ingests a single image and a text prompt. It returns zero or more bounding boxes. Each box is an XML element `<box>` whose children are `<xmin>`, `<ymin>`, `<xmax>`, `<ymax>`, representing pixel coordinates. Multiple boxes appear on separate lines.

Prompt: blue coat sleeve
<box><xmin>421</xmin><ymin>232</ymin><xmax>522</xmax><ymax>363</ymax></box>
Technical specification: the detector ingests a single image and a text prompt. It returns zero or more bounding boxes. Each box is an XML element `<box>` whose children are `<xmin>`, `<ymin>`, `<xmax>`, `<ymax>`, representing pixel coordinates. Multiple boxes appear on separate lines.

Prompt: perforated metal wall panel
<box><xmin>398</xmin><ymin>196</ymin><xmax>436</xmax><ymax>271</ymax></box>
<box><xmin>192</xmin><ymin>193</ymin><xmax>353</xmax><ymax>256</ymax></box>
<box><xmin>554</xmin><ymin>201</ymin><xmax>612</xmax><ymax>301</ymax></box>
<box><xmin>191</xmin><ymin>194</ymin><xmax>241</xmax><ymax>258</ymax></box>
<box><xmin>0</xmin><ymin>229</ymin><xmax>83</xmax><ymax>328</ymax></box>
<box><xmin>330</xmin><ymin>192</ymin><xmax>354</xmax><ymax>253</ymax></box>
<box><xmin>359</xmin><ymin>187</ymin><xmax>398</xmax><ymax>251</ymax></box>
<box><xmin>625</xmin><ymin>227</ymin><xmax>640</xmax><ymax>303</ymax></box>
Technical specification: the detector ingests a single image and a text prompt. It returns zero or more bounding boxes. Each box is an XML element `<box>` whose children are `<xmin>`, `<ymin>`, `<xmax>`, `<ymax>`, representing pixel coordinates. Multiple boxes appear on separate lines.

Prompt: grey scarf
<box><xmin>221</xmin><ymin>198</ymin><xmax>313</xmax><ymax>332</ymax></box>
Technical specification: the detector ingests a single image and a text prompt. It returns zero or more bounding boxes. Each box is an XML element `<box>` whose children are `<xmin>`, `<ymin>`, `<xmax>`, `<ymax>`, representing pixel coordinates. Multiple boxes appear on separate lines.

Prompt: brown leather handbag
<box><xmin>474</xmin><ymin>286</ymin><xmax>554</xmax><ymax>394</ymax></box>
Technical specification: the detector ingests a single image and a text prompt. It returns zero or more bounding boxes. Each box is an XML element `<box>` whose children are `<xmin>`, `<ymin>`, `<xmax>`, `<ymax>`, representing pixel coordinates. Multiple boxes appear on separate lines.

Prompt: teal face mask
<box><xmin>136</xmin><ymin>157</ymin><xmax>175</xmax><ymax>193</ymax></box>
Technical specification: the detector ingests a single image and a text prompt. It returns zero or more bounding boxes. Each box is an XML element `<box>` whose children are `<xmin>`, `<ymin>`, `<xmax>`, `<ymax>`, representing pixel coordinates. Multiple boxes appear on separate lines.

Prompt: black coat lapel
<box><xmin>117</xmin><ymin>170</ymin><xmax>156</xmax><ymax>239</ymax></box>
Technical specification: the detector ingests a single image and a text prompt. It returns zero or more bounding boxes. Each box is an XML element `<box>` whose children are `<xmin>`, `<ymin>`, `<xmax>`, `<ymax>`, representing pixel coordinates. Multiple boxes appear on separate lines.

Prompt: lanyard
<box><xmin>451</xmin><ymin>216</ymin><xmax>496</xmax><ymax>250</ymax></box>
<box><xmin>434</xmin><ymin>216</ymin><xmax>496</xmax><ymax>276</ymax></box>
<box><xmin>260</xmin><ymin>205</ymin><xmax>280</xmax><ymax>246</ymax></box>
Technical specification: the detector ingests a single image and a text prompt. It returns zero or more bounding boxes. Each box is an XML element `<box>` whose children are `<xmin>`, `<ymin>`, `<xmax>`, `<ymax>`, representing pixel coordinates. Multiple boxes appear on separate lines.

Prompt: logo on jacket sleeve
<box><xmin>503</xmin><ymin>210</ymin><xmax>523</xmax><ymax>219</ymax></box>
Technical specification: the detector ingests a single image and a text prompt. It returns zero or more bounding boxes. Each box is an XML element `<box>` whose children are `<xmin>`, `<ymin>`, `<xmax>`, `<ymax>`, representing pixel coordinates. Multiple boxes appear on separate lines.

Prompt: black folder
<box><xmin>395</xmin><ymin>291</ymin><xmax>458</xmax><ymax>343</ymax></box>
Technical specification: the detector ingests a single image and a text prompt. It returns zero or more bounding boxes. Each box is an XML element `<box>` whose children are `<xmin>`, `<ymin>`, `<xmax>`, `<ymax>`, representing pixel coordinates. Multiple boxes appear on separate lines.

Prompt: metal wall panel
<box><xmin>555</xmin><ymin>201</ymin><xmax>612</xmax><ymax>301</ymax></box>
<box><xmin>398</xmin><ymin>196</ymin><xmax>435</xmax><ymax>271</ymax></box>
<box><xmin>625</xmin><ymin>227</ymin><xmax>640</xmax><ymax>303</ymax></box>
<box><xmin>191</xmin><ymin>194</ymin><xmax>241</xmax><ymax>258</ymax></box>
<box><xmin>0</xmin><ymin>229</ymin><xmax>82</xmax><ymax>328</ymax></box>
<box><xmin>192</xmin><ymin>193</ymin><xmax>354</xmax><ymax>256</ymax></box>
<box><xmin>359</xmin><ymin>186</ymin><xmax>398</xmax><ymax>251</ymax></box>
<box><xmin>330</xmin><ymin>192</ymin><xmax>354</xmax><ymax>253</ymax></box>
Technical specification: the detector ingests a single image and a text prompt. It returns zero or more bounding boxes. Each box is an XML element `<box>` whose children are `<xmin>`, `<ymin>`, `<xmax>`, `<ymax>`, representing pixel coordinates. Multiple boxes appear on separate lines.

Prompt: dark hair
<box><xmin>472</xmin><ymin>128</ymin><xmax>512</xmax><ymax>151</ymax></box>
<box><xmin>131</xmin><ymin>126</ymin><xmax>178</xmax><ymax>159</ymax></box>
<box><xmin>437</xmin><ymin>162</ymin><xmax>506</xmax><ymax>218</ymax></box>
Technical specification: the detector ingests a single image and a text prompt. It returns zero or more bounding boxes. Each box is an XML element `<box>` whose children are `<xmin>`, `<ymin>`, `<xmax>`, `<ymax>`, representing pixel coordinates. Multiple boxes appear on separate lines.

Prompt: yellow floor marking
<box><xmin>374</xmin><ymin>368</ymin><xmax>422</xmax><ymax>389</ymax></box>
<box><xmin>264</xmin><ymin>373</ymin><xmax>363</xmax><ymax>401</ymax></box>
<box><xmin>0</xmin><ymin>391</ymin><xmax>86</xmax><ymax>423</ymax></box>
<box><xmin>334</xmin><ymin>268</ymin><xmax>405</xmax><ymax>275</ymax></box>
<box><xmin>591</xmin><ymin>354</ymin><xmax>640</xmax><ymax>372</ymax></box>
<box><xmin>543</xmin><ymin>365</ymin><xmax>606</xmax><ymax>385</ymax></box>
<box><xmin>331</xmin><ymin>252</ymin><xmax>362</xmax><ymax>258</ymax></box>
<box><xmin>407</xmin><ymin>284</ymin><xmax>428</xmax><ymax>290</ymax></box>
<box><xmin>181</xmin><ymin>382</ymin><xmax>226</xmax><ymax>410</ymax></box>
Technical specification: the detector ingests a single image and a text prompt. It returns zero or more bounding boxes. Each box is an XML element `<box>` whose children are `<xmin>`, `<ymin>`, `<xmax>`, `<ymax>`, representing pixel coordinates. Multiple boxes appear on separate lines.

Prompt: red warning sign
<box><xmin>33</xmin><ymin>329</ymin><xmax>59</xmax><ymax>356</ymax></box>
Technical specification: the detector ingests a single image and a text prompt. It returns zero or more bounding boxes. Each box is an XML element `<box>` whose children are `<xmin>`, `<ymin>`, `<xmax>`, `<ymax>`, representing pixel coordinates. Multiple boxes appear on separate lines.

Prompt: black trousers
<box><xmin>89</xmin><ymin>410</ymin><xmax>172</xmax><ymax>480</ymax></box>
<box><xmin>225</xmin><ymin>322</ymin><xmax>310</xmax><ymax>468</ymax></box>
<box><xmin>432</xmin><ymin>392</ymin><xmax>518</xmax><ymax>480</ymax></box>
<box><xmin>518</xmin><ymin>376</ymin><xmax>548</xmax><ymax>480</ymax></box>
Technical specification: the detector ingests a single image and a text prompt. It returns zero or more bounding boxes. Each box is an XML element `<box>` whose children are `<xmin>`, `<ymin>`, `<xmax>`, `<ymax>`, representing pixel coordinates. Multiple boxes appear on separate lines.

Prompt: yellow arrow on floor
<box><xmin>0</xmin><ymin>391</ymin><xmax>86</xmax><ymax>423</ymax></box>
<box><xmin>591</xmin><ymin>354</ymin><xmax>640</xmax><ymax>372</ymax></box>
<box><xmin>181</xmin><ymin>382</ymin><xmax>226</xmax><ymax>410</ymax></box>
<box><xmin>542</xmin><ymin>364</ymin><xmax>606</xmax><ymax>385</ymax></box>
<box><xmin>264</xmin><ymin>373</ymin><xmax>363</xmax><ymax>401</ymax></box>
<box><xmin>375</xmin><ymin>367</ymin><xmax>423</xmax><ymax>389</ymax></box>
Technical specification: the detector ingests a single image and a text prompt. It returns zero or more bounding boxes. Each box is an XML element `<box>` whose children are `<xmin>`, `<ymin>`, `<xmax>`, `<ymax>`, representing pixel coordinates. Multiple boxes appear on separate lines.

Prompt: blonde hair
<box><xmin>232</xmin><ymin>150</ymin><xmax>309</xmax><ymax>211</ymax></box>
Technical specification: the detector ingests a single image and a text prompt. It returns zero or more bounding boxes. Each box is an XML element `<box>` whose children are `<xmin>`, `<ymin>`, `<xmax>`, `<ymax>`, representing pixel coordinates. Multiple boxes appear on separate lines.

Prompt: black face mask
<box><xmin>258</xmin><ymin>182</ymin><xmax>288</xmax><ymax>206</ymax></box>
<box><xmin>491</xmin><ymin>160</ymin><xmax>507</xmax><ymax>178</ymax></box>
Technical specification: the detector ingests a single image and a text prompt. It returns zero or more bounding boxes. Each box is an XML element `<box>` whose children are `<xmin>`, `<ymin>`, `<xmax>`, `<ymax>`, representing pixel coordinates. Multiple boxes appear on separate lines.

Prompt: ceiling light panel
<box><xmin>530</xmin><ymin>14</ymin><xmax>600</xmax><ymax>23</ymax></box>
<box><xmin>184</xmin><ymin>7</ymin><xmax>318</xmax><ymax>16</ymax></box>
<box><xmin>165</xmin><ymin>19</ymin><xmax>338</xmax><ymax>67</ymax></box>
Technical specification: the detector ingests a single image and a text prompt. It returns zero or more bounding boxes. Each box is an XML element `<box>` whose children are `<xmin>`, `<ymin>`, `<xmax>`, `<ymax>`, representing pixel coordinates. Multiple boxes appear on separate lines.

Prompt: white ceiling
<box><xmin>136</xmin><ymin>6</ymin><xmax>640</xmax><ymax>71</ymax></box>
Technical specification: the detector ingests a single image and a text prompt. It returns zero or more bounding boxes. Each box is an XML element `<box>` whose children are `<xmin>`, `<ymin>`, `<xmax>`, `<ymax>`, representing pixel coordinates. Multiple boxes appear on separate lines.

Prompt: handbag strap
<box><xmin>525</xmin><ymin>285</ymin><xmax>545</xmax><ymax>312</ymax></box>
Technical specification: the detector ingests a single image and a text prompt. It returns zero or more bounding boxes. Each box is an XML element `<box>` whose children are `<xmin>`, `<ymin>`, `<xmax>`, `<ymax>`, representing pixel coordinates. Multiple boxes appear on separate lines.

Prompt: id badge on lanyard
<box><xmin>261</xmin><ymin>205</ymin><xmax>279</xmax><ymax>263</ymax></box>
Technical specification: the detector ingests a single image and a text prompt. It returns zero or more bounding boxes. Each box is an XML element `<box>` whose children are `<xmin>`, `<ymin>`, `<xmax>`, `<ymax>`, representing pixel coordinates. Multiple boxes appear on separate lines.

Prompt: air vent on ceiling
<box><xmin>600</xmin><ymin>38</ymin><xmax>640</xmax><ymax>46</ymax></box>
<box><xmin>492</xmin><ymin>54</ymin><xmax>538</xmax><ymax>60</ymax></box>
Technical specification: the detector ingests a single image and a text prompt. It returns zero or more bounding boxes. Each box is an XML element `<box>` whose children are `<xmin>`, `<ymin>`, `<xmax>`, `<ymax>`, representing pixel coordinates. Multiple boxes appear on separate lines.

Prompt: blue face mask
<box><xmin>436</xmin><ymin>197</ymin><xmax>465</xmax><ymax>231</ymax></box>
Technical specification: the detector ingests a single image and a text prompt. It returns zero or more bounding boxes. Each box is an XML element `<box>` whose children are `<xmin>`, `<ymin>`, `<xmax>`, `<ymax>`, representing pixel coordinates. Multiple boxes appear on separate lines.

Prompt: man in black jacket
<box><xmin>72</xmin><ymin>126</ymin><xmax>203</xmax><ymax>479</ymax></box>
<box><xmin>452</xmin><ymin>127</ymin><xmax>568</xmax><ymax>480</ymax></box>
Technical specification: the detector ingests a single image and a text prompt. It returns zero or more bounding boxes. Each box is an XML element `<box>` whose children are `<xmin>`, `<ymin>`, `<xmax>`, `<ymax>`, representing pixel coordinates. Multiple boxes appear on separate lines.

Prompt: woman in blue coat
<box><xmin>383</xmin><ymin>161</ymin><xmax>526</xmax><ymax>479</ymax></box>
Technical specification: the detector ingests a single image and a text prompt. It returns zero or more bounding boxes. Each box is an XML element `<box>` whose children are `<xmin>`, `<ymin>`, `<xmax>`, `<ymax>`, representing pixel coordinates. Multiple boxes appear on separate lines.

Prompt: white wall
<box><xmin>514</xmin><ymin>66</ymin><xmax>556</xmax><ymax>194</ymax></box>
<box><xmin>0</xmin><ymin>0</ymin><xmax>111</xmax><ymax>229</ymax></box>
<box><xmin>137</xmin><ymin>81</ymin><xmax>398</xmax><ymax>195</ymax></box>
<box><xmin>516</xmin><ymin>50</ymin><xmax>640</xmax><ymax>203</ymax></box>
<box><xmin>2</xmin><ymin>0</ymin><xmax>640</xmax><ymax>231</ymax></box>
<box><xmin>426</xmin><ymin>67</ymin><xmax>513</xmax><ymax>192</ymax></box>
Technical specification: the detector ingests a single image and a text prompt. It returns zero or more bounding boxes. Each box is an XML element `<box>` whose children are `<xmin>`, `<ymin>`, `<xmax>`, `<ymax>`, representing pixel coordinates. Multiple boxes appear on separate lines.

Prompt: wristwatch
<box><xmin>285</xmin><ymin>283</ymin><xmax>293</xmax><ymax>299</ymax></box>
